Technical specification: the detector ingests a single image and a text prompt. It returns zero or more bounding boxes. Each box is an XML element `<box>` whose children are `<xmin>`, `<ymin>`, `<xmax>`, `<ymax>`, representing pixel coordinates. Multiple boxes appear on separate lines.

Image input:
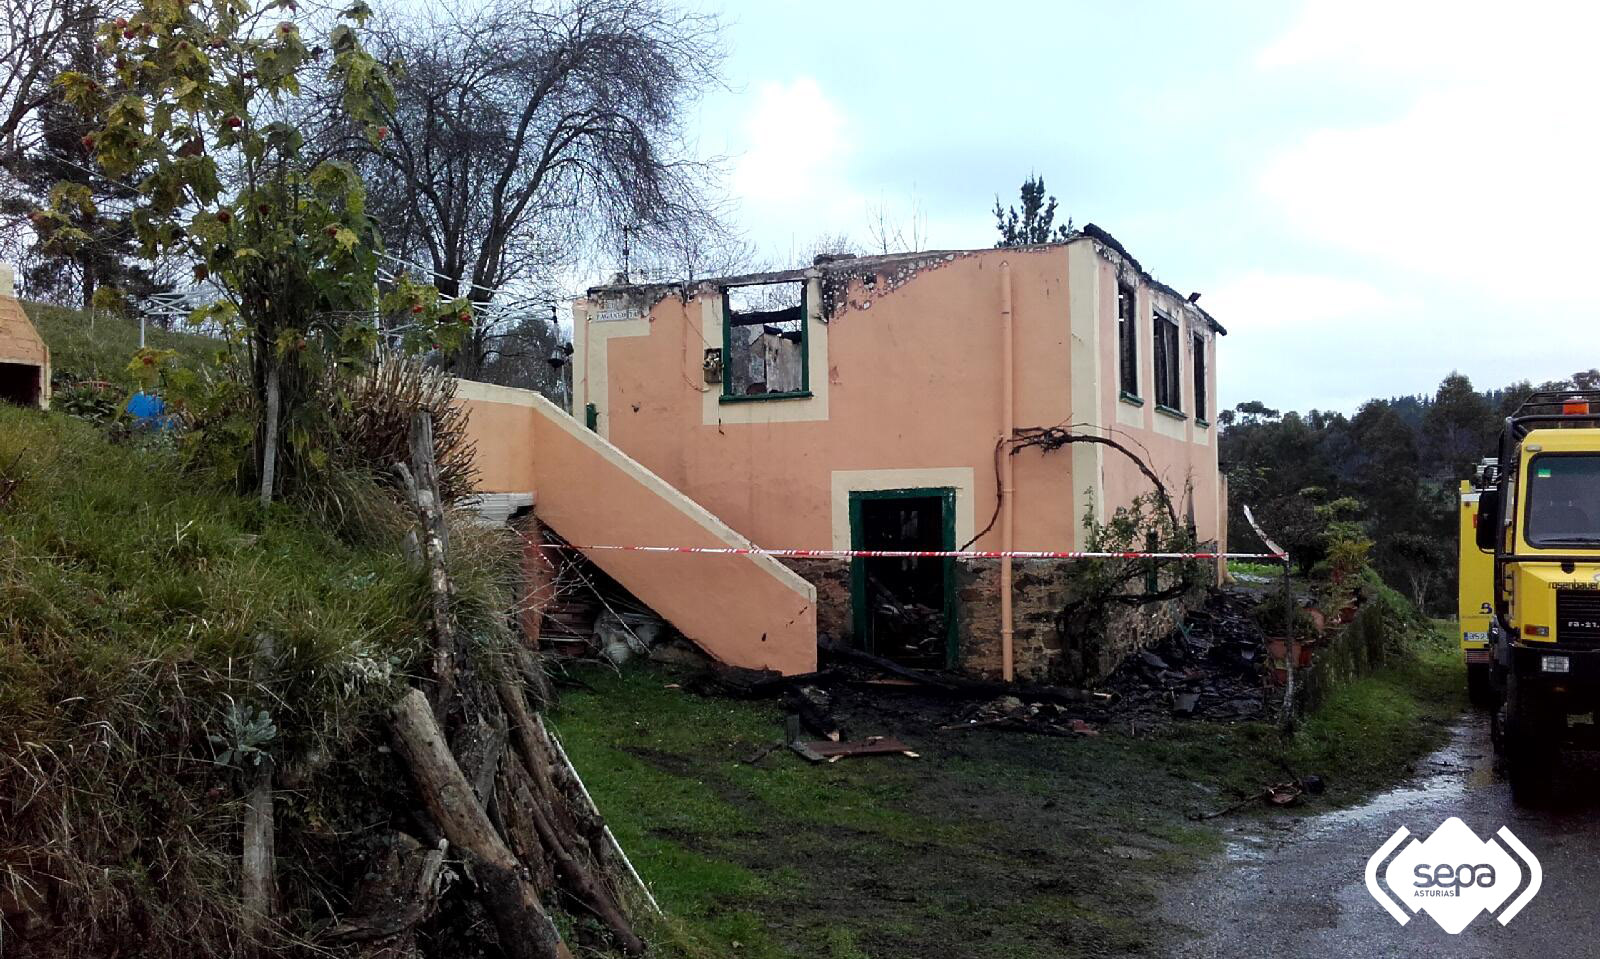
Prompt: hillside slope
<box><xmin>23</xmin><ymin>301</ymin><xmax>221</xmax><ymax>383</ymax></box>
<box><xmin>0</xmin><ymin>404</ymin><xmax>439</xmax><ymax>952</ymax></box>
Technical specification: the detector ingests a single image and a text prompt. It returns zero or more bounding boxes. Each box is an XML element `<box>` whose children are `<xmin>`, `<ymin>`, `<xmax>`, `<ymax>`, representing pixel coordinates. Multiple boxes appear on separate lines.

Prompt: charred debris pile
<box><xmin>688</xmin><ymin>589</ymin><xmax>1273</xmax><ymax>746</ymax></box>
<box><xmin>1099</xmin><ymin>591</ymin><xmax>1268</xmax><ymax>724</ymax></box>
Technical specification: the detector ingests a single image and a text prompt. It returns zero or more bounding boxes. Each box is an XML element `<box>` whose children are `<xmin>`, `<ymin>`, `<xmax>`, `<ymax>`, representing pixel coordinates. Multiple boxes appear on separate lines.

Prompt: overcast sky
<box><xmin>681</xmin><ymin>0</ymin><xmax>1596</xmax><ymax>414</ymax></box>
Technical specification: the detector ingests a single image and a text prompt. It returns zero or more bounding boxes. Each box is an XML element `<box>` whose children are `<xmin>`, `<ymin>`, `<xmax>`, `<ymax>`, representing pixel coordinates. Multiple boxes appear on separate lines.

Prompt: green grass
<box><xmin>1287</xmin><ymin>623</ymin><xmax>1465</xmax><ymax>798</ymax></box>
<box><xmin>1227</xmin><ymin>560</ymin><xmax>1283</xmax><ymax>578</ymax></box>
<box><xmin>24</xmin><ymin>299</ymin><xmax>223</xmax><ymax>384</ymax></box>
<box><xmin>0</xmin><ymin>405</ymin><xmax>423</xmax><ymax>712</ymax></box>
<box><xmin>554</xmin><ymin>622</ymin><xmax>1466</xmax><ymax>959</ymax></box>
<box><xmin>0</xmin><ymin>403</ymin><xmax>515</xmax><ymax>956</ymax></box>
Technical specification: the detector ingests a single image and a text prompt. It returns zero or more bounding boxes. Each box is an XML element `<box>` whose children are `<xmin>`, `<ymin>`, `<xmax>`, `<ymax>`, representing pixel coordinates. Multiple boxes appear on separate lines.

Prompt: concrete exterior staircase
<box><xmin>455</xmin><ymin>379</ymin><xmax>817</xmax><ymax>675</ymax></box>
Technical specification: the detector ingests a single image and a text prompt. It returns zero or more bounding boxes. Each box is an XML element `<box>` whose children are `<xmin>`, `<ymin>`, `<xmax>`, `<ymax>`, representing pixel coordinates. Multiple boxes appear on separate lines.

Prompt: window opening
<box><xmin>1153</xmin><ymin>311</ymin><xmax>1181</xmax><ymax>411</ymax></box>
<box><xmin>1117</xmin><ymin>281</ymin><xmax>1138</xmax><ymax>397</ymax></box>
<box><xmin>723</xmin><ymin>281</ymin><xmax>807</xmax><ymax>399</ymax></box>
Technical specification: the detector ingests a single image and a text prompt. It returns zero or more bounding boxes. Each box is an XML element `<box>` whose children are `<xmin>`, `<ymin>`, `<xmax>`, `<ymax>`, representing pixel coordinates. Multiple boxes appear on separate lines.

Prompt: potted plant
<box><xmin>1261</xmin><ymin>605</ymin><xmax>1318</xmax><ymax>672</ymax></box>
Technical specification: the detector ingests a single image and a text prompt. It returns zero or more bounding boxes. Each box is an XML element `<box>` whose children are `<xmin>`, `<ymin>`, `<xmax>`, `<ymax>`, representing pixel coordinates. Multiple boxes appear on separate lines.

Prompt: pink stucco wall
<box><xmin>1091</xmin><ymin>258</ymin><xmax>1225</xmax><ymax>547</ymax></box>
<box><xmin>459</xmin><ymin>237</ymin><xmax>1226</xmax><ymax>677</ymax></box>
<box><xmin>593</xmin><ymin>249</ymin><xmax>1078</xmax><ymax>550</ymax></box>
<box><xmin>464</xmin><ymin>387</ymin><xmax>540</xmax><ymax>493</ymax></box>
<box><xmin>583</xmin><ymin>241</ymin><xmax>1224</xmax><ymax>554</ymax></box>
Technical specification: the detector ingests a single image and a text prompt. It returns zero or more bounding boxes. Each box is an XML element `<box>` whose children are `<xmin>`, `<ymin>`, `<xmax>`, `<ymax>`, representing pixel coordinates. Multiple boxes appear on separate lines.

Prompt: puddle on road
<box><xmin>1218</xmin><ymin>719</ymin><xmax>1499</xmax><ymax>859</ymax></box>
<box><xmin>1222</xmin><ymin>833</ymin><xmax>1270</xmax><ymax>863</ymax></box>
<box><xmin>1309</xmin><ymin>768</ymin><xmax>1465</xmax><ymax>832</ymax></box>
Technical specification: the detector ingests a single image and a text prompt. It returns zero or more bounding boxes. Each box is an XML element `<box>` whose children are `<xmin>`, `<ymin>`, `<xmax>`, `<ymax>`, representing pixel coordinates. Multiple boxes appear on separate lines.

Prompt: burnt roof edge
<box><xmin>586</xmin><ymin>229</ymin><xmax>1227</xmax><ymax>335</ymax></box>
<box><xmin>1079</xmin><ymin>222</ymin><xmax>1226</xmax><ymax>336</ymax></box>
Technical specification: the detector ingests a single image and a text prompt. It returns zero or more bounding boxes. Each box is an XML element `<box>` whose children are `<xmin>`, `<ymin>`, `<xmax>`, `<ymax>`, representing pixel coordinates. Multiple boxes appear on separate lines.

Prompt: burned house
<box><xmin>458</xmin><ymin>228</ymin><xmax>1227</xmax><ymax>681</ymax></box>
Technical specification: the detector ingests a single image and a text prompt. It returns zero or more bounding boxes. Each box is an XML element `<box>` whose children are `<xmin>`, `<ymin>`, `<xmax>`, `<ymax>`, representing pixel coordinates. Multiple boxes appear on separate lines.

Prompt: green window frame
<box><xmin>720</xmin><ymin>283</ymin><xmax>811</xmax><ymax>404</ymax></box>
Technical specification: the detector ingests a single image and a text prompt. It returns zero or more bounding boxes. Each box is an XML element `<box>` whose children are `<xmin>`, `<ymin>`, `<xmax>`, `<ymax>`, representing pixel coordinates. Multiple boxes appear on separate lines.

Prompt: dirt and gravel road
<box><xmin>1163</xmin><ymin>714</ymin><xmax>1600</xmax><ymax>957</ymax></box>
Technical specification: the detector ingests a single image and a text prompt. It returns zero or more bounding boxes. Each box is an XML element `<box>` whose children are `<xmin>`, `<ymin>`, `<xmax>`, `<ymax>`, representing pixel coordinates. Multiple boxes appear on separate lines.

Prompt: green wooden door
<box><xmin>849</xmin><ymin>487</ymin><xmax>957</xmax><ymax>668</ymax></box>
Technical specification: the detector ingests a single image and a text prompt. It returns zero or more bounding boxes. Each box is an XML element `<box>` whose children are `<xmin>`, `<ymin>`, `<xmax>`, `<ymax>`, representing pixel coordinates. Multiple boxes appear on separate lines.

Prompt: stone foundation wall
<box><xmin>957</xmin><ymin>559</ymin><xmax>1190</xmax><ymax>684</ymax></box>
<box><xmin>781</xmin><ymin>554</ymin><xmax>1195</xmax><ymax>684</ymax></box>
<box><xmin>780</xmin><ymin>558</ymin><xmax>852</xmax><ymax>644</ymax></box>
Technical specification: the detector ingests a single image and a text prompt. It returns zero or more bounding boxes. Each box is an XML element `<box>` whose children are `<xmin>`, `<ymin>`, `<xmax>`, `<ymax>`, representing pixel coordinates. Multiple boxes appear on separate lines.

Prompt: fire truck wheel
<box><xmin>1467</xmin><ymin>663</ymin><xmax>1498</xmax><ymax>709</ymax></box>
<box><xmin>1503</xmin><ymin>671</ymin><xmax>1561</xmax><ymax>807</ymax></box>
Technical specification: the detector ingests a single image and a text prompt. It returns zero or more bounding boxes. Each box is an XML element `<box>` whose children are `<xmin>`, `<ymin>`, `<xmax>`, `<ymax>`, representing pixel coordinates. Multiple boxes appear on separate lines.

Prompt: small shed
<box><xmin>0</xmin><ymin>264</ymin><xmax>51</xmax><ymax>409</ymax></box>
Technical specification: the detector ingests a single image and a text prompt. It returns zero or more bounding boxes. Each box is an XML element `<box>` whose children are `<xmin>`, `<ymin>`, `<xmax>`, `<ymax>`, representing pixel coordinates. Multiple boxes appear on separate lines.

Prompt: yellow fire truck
<box><xmin>1458</xmin><ymin>467</ymin><xmax>1497</xmax><ymax>707</ymax></box>
<box><xmin>1478</xmin><ymin>391</ymin><xmax>1600</xmax><ymax>804</ymax></box>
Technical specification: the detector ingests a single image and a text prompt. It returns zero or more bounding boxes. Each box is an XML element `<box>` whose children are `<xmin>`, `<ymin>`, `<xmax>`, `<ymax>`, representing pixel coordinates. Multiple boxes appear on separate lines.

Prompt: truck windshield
<box><xmin>1526</xmin><ymin>454</ymin><xmax>1600</xmax><ymax>547</ymax></box>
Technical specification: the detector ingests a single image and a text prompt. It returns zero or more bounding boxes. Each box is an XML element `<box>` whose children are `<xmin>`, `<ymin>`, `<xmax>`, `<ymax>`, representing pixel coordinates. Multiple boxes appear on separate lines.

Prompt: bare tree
<box><xmin>0</xmin><ymin>0</ymin><xmax>95</xmax><ymax>153</ymax></box>
<box><xmin>0</xmin><ymin>0</ymin><xmax>101</xmax><ymax>268</ymax></box>
<box><xmin>865</xmin><ymin>195</ymin><xmax>927</xmax><ymax>255</ymax></box>
<box><xmin>356</xmin><ymin>0</ymin><xmax>727</xmax><ymax>379</ymax></box>
<box><xmin>623</xmin><ymin>214</ymin><xmax>753</xmax><ymax>285</ymax></box>
<box><xmin>477</xmin><ymin>304</ymin><xmax>571</xmax><ymax>400</ymax></box>
<box><xmin>794</xmin><ymin>231</ymin><xmax>858</xmax><ymax>264</ymax></box>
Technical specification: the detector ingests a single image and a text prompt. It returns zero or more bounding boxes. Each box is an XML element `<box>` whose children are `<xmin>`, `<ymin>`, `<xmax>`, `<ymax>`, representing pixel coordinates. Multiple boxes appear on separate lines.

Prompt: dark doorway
<box><xmin>849</xmin><ymin>488</ymin><xmax>956</xmax><ymax>669</ymax></box>
<box><xmin>0</xmin><ymin>362</ymin><xmax>41</xmax><ymax>407</ymax></box>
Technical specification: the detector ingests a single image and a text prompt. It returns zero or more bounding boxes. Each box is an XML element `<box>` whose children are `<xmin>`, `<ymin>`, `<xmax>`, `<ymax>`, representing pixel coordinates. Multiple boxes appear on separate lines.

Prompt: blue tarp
<box><xmin>126</xmin><ymin>391</ymin><xmax>175</xmax><ymax>430</ymax></box>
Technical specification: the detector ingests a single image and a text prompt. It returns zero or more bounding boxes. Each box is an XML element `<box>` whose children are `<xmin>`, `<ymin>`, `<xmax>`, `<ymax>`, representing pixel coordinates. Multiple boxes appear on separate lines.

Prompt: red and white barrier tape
<box><xmin>525</xmin><ymin>540</ymin><xmax>1286</xmax><ymax>562</ymax></box>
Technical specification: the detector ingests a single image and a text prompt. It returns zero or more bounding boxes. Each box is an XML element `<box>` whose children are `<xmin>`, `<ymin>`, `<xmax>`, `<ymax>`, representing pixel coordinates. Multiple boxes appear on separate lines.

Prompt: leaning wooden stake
<box><xmin>380</xmin><ymin>411</ymin><xmax>641</xmax><ymax>958</ymax></box>
<box><xmin>259</xmin><ymin>360</ymin><xmax>281</xmax><ymax>509</ymax></box>
<box><xmin>242</xmin><ymin>633</ymin><xmax>278</xmax><ymax>944</ymax></box>
<box><xmin>545</xmin><ymin>721</ymin><xmax>662</xmax><ymax>916</ymax></box>
<box><xmin>392</xmin><ymin>689</ymin><xmax>566</xmax><ymax>959</ymax></box>
<box><xmin>497</xmin><ymin>680</ymin><xmax>645</xmax><ymax>955</ymax></box>
<box><xmin>395</xmin><ymin>413</ymin><xmax>456</xmax><ymax>712</ymax></box>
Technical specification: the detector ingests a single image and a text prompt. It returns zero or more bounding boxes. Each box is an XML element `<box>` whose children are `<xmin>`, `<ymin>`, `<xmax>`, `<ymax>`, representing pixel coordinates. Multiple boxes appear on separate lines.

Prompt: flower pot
<box><xmin>1337</xmin><ymin>603</ymin><xmax>1358</xmax><ymax>625</ymax></box>
<box><xmin>1268</xmin><ymin>638</ymin><xmax>1314</xmax><ymax>668</ymax></box>
<box><xmin>1268</xmin><ymin>665</ymin><xmax>1288</xmax><ymax>687</ymax></box>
